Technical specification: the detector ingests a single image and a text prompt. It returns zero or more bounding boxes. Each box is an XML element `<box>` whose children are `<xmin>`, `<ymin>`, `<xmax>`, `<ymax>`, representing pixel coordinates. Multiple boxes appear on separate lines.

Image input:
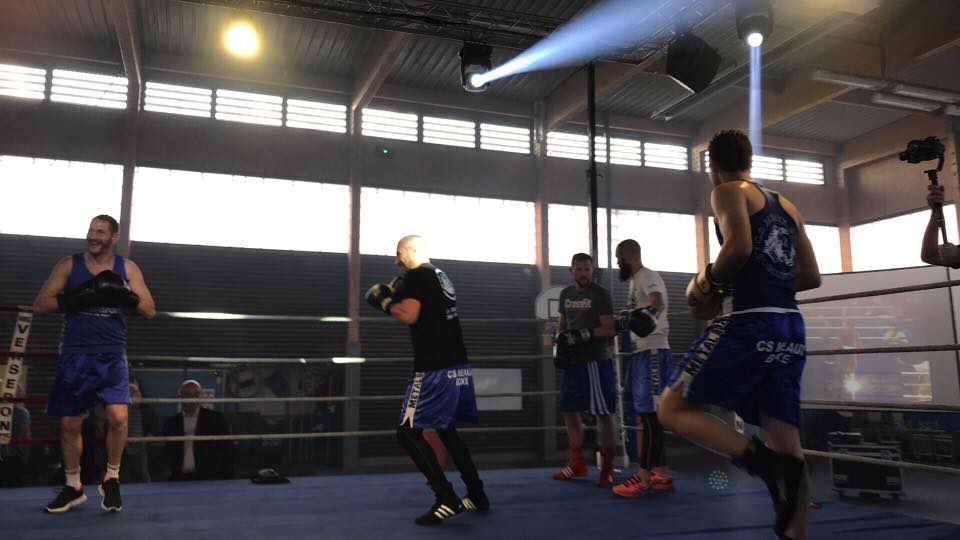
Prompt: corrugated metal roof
<box><xmin>138</xmin><ymin>0</ymin><xmax>374</xmax><ymax>78</ymax></box>
<box><xmin>600</xmin><ymin>72</ymin><xmax>692</xmax><ymax>117</ymax></box>
<box><xmin>673</xmin><ymin>85</ymin><xmax>747</xmax><ymax>122</ymax></box>
<box><xmin>469</xmin><ymin>0</ymin><xmax>591</xmax><ymax>20</ymax></box>
<box><xmin>767</xmin><ymin>101</ymin><xmax>909</xmax><ymax>143</ymax></box>
<box><xmin>0</xmin><ymin>0</ymin><xmax>116</xmax><ymax>44</ymax></box>
<box><xmin>897</xmin><ymin>46</ymin><xmax>960</xmax><ymax>92</ymax></box>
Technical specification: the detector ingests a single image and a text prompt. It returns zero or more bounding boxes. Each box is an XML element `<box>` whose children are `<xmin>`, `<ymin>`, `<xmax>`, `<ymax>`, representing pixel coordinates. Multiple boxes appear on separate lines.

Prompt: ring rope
<box><xmin>798</xmin><ymin>279</ymin><xmax>960</xmax><ymax>305</ymax></box>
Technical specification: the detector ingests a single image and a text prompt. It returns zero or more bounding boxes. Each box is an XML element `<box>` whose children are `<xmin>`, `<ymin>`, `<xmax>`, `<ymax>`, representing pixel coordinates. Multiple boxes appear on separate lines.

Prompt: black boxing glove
<box><xmin>627</xmin><ymin>306</ymin><xmax>659</xmax><ymax>338</ymax></box>
<box><xmin>57</xmin><ymin>278</ymin><xmax>99</xmax><ymax>313</ymax></box>
<box><xmin>614</xmin><ymin>310</ymin><xmax>631</xmax><ymax>333</ymax></box>
<box><xmin>92</xmin><ymin>270</ymin><xmax>140</xmax><ymax>310</ymax></box>
<box><xmin>556</xmin><ymin>328</ymin><xmax>593</xmax><ymax>347</ymax></box>
<box><xmin>365</xmin><ymin>283</ymin><xmax>396</xmax><ymax>314</ymax></box>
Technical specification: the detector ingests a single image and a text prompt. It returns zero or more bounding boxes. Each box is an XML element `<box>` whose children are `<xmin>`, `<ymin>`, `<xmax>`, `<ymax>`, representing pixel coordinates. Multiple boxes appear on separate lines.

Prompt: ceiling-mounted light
<box><xmin>811</xmin><ymin>69</ymin><xmax>886</xmax><ymax>91</ymax></box>
<box><xmin>871</xmin><ymin>93</ymin><xmax>941</xmax><ymax>112</ymax></box>
<box><xmin>225</xmin><ymin>21</ymin><xmax>258</xmax><ymax>58</ymax></box>
<box><xmin>734</xmin><ymin>0</ymin><xmax>773</xmax><ymax>48</ymax></box>
<box><xmin>891</xmin><ymin>83</ymin><xmax>960</xmax><ymax>104</ymax></box>
<box><xmin>460</xmin><ymin>43</ymin><xmax>492</xmax><ymax>93</ymax></box>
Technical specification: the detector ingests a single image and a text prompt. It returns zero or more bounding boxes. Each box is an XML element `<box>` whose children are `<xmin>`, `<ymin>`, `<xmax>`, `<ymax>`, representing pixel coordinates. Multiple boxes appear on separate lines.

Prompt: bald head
<box><xmin>179</xmin><ymin>379</ymin><xmax>202</xmax><ymax>414</ymax></box>
<box><xmin>396</xmin><ymin>235</ymin><xmax>430</xmax><ymax>270</ymax></box>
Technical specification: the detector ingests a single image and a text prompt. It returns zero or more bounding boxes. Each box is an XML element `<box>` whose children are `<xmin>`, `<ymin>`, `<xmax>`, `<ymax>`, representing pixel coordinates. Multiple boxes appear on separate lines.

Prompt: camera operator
<box><xmin>921</xmin><ymin>184</ymin><xmax>960</xmax><ymax>268</ymax></box>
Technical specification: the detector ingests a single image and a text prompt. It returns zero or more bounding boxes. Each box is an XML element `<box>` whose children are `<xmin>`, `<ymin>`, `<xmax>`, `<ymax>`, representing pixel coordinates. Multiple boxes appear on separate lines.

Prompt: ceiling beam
<box><xmin>107</xmin><ymin>0</ymin><xmax>142</xmax><ymax>92</ymax></box>
<box><xmin>694</xmin><ymin>1</ymin><xmax>960</xmax><ymax>152</ymax></box>
<box><xmin>839</xmin><ymin>114</ymin><xmax>948</xmax><ymax>169</ymax></box>
<box><xmin>351</xmin><ymin>31</ymin><xmax>408</xmax><ymax>113</ymax></box>
<box><xmin>830</xmin><ymin>90</ymin><xmax>941</xmax><ymax>117</ymax></box>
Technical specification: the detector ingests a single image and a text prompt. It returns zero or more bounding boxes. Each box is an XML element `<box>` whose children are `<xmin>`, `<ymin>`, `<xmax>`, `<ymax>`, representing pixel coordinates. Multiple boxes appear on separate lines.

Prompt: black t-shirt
<box><xmin>396</xmin><ymin>263</ymin><xmax>468</xmax><ymax>371</ymax></box>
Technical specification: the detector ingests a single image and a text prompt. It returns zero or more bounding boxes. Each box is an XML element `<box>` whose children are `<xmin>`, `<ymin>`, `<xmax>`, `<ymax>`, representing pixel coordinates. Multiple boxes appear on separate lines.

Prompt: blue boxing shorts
<box><xmin>46</xmin><ymin>351</ymin><xmax>131</xmax><ymax>417</ymax></box>
<box><xmin>399</xmin><ymin>364</ymin><xmax>479</xmax><ymax>430</ymax></box>
<box><xmin>623</xmin><ymin>349</ymin><xmax>674</xmax><ymax>414</ymax></box>
<box><xmin>670</xmin><ymin>310</ymin><xmax>806</xmax><ymax>427</ymax></box>
<box><xmin>560</xmin><ymin>358</ymin><xmax>617</xmax><ymax>415</ymax></box>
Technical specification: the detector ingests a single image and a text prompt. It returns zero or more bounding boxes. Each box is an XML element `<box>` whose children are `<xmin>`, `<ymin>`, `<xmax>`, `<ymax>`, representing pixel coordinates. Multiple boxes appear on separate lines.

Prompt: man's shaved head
<box><xmin>396</xmin><ymin>235</ymin><xmax>430</xmax><ymax>270</ymax></box>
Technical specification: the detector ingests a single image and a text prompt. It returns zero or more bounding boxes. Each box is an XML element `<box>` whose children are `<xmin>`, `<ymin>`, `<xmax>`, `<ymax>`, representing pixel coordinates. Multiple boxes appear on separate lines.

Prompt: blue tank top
<box><xmin>715</xmin><ymin>184</ymin><xmax>798</xmax><ymax>313</ymax></box>
<box><xmin>60</xmin><ymin>253</ymin><xmax>128</xmax><ymax>353</ymax></box>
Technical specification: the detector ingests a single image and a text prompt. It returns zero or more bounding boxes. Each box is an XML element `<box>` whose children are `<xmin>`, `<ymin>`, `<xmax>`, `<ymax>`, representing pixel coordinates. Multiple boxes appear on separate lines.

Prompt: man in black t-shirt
<box><xmin>552</xmin><ymin>253</ymin><xmax>619</xmax><ymax>487</ymax></box>
<box><xmin>365</xmin><ymin>235</ymin><xmax>488</xmax><ymax>526</ymax></box>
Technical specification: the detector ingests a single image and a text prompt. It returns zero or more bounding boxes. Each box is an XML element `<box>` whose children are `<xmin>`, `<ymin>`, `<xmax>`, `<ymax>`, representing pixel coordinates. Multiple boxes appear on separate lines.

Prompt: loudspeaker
<box><xmin>666</xmin><ymin>33</ymin><xmax>721</xmax><ymax>93</ymax></box>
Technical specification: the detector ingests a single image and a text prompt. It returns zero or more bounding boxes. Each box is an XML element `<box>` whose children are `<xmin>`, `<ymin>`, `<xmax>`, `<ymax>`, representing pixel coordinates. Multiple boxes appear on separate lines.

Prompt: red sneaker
<box><xmin>552</xmin><ymin>458</ymin><xmax>587</xmax><ymax>480</ymax></box>
<box><xmin>651</xmin><ymin>473</ymin><xmax>674</xmax><ymax>492</ymax></box>
<box><xmin>612</xmin><ymin>474</ymin><xmax>654</xmax><ymax>498</ymax></box>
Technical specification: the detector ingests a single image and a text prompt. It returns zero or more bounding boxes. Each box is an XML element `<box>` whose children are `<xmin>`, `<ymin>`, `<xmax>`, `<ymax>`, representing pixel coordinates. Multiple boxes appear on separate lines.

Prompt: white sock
<box><xmin>105</xmin><ymin>463</ymin><xmax>120</xmax><ymax>481</ymax></box>
<box><xmin>65</xmin><ymin>467</ymin><xmax>81</xmax><ymax>489</ymax></box>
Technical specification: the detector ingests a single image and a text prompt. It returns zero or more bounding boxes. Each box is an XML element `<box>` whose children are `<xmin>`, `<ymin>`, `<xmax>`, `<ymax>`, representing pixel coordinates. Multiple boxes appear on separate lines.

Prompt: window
<box><xmin>608</xmin><ymin>137</ymin><xmax>643</xmax><ymax>167</ymax></box>
<box><xmin>643</xmin><ymin>142</ymin><xmax>688</xmax><ymax>170</ymax></box>
<box><xmin>785</xmin><ymin>159</ymin><xmax>825</xmax><ymax>185</ymax></box>
<box><xmin>422</xmin><ymin>116</ymin><xmax>476</xmax><ymax>148</ymax></box>
<box><xmin>708</xmin><ymin>218</ymin><xmax>842</xmax><ymax>273</ymax></box>
<box><xmin>144</xmin><ymin>81</ymin><xmax>212</xmax><ymax>117</ymax></box>
<box><xmin>214</xmin><ymin>89</ymin><xmax>283</xmax><ymax>126</ymax></box>
<box><xmin>805</xmin><ymin>225</ymin><xmax>842</xmax><ymax>273</ymax></box>
<box><xmin>285</xmin><ymin>99</ymin><xmax>347</xmax><ymax>133</ymax></box>
<box><xmin>132</xmin><ymin>168</ymin><xmax>349</xmax><ymax>252</ymax></box>
<box><xmin>51</xmin><ymin>69</ymin><xmax>127</xmax><ymax>109</ymax></box>
<box><xmin>362</xmin><ymin>108</ymin><xmax>418</xmax><ymax>142</ymax></box>
<box><xmin>751</xmin><ymin>155</ymin><xmax>784</xmax><ymax>181</ymax></box>
<box><xmin>546</xmin><ymin>132</ymin><xmax>607</xmax><ymax>161</ymax></box>
<box><xmin>0</xmin><ymin>63</ymin><xmax>46</xmax><ymax>100</ymax></box>
<box><xmin>480</xmin><ymin>123</ymin><xmax>530</xmax><ymax>154</ymax></box>
<box><xmin>360</xmin><ymin>188</ymin><xmax>535</xmax><ymax>264</ymax></box>
<box><xmin>851</xmin><ymin>205</ymin><xmax>957</xmax><ymax>271</ymax></box>
<box><xmin>0</xmin><ymin>155</ymin><xmax>122</xmax><ymax>238</ymax></box>
<box><xmin>704</xmin><ymin>151</ymin><xmax>790</xmax><ymax>182</ymax></box>
<box><xmin>549</xmin><ymin>204</ymin><xmax>697</xmax><ymax>271</ymax></box>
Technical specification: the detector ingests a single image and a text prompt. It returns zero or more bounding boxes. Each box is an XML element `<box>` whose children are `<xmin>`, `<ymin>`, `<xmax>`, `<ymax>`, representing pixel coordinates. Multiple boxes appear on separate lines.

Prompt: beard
<box><xmin>618</xmin><ymin>263</ymin><xmax>633</xmax><ymax>282</ymax></box>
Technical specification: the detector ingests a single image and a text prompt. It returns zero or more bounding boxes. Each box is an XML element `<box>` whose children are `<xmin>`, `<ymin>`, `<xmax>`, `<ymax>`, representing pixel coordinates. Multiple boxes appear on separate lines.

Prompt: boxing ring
<box><xmin>3</xmin><ymin>266</ymin><xmax>960</xmax><ymax>538</ymax></box>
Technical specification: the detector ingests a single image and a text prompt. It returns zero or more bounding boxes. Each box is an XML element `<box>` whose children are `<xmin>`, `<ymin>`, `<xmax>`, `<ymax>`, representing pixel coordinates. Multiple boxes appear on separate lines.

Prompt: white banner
<box><xmin>1</xmin><ymin>311</ymin><xmax>32</xmax><ymax>444</ymax></box>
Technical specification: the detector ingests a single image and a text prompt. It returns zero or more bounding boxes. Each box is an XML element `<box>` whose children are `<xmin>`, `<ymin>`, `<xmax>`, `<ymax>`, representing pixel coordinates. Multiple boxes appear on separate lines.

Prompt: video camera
<box><xmin>899</xmin><ymin>136</ymin><xmax>944</xmax><ymax>165</ymax></box>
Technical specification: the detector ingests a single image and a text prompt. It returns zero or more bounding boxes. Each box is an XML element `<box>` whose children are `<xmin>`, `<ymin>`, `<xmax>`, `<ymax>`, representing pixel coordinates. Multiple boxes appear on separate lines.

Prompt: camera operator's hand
<box><xmin>928</xmin><ymin>184</ymin><xmax>945</xmax><ymax>208</ymax></box>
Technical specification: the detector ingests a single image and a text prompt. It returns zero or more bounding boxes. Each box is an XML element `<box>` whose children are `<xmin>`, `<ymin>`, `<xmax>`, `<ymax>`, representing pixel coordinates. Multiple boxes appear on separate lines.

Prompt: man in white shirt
<box><xmin>162</xmin><ymin>380</ymin><xmax>234</xmax><ymax>480</ymax></box>
<box><xmin>612</xmin><ymin>239</ymin><xmax>674</xmax><ymax>498</ymax></box>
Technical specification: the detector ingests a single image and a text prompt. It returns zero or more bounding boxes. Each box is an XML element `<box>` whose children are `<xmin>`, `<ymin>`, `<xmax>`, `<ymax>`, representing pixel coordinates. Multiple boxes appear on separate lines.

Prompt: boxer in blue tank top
<box><xmin>32</xmin><ymin>215</ymin><xmax>156</xmax><ymax>515</ymax></box>
<box><xmin>659</xmin><ymin>132</ymin><xmax>821</xmax><ymax>540</ymax></box>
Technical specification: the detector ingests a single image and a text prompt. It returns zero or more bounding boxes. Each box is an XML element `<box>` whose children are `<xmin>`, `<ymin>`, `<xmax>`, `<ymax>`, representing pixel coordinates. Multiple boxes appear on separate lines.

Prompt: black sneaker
<box><xmin>98</xmin><ymin>479</ymin><xmax>122</xmax><ymax>512</ymax></box>
<box><xmin>44</xmin><ymin>486</ymin><xmax>87</xmax><ymax>513</ymax></box>
<box><xmin>414</xmin><ymin>498</ymin><xmax>463</xmax><ymax>526</ymax></box>
<box><xmin>462</xmin><ymin>489</ymin><xmax>489</xmax><ymax>512</ymax></box>
<box><xmin>733</xmin><ymin>437</ymin><xmax>805</xmax><ymax>536</ymax></box>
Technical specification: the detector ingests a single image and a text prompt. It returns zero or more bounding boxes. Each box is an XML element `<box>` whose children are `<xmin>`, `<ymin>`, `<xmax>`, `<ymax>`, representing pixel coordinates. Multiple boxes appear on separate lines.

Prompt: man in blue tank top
<box><xmin>659</xmin><ymin>131</ymin><xmax>821</xmax><ymax>540</ymax></box>
<box><xmin>31</xmin><ymin>215</ymin><xmax>156</xmax><ymax>514</ymax></box>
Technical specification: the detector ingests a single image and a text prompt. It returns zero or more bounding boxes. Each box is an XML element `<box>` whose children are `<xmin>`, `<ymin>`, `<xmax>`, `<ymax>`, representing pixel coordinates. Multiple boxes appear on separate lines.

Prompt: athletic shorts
<box><xmin>670</xmin><ymin>311</ymin><xmax>806</xmax><ymax>427</ymax></box>
<box><xmin>46</xmin><ymin>351</ymin><xmax>130</xmax><ymax>417</ymax></box>
<box><xmin>559</xmin><ymin>358</ymin><xmax>617</xmax><ymax>415</ymax></box>
<box><xmin>399</xmin><ymin>364</ymin><xmax>479</xmax><ymax>430</ymax></box>
<box><xmin>623</xmin><ymin>349</ymin><xmax>673</xmax><ymax>414</ymax></box>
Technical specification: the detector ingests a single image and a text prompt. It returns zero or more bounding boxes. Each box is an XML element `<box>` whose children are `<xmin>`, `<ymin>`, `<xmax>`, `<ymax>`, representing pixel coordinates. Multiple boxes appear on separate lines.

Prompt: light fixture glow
<box><xmin>843</xmin><ymin>374</ymin><xmax>862</xmax><ymax>396</ymax></box>
<box><xmin>332</xmin><ymin>357</ymin><xmax>367</xmax><ymax>364</ymax></box>
<box><xmin>746</xmin><ymin>32</ymin><xmax>764</xmax><ymax>48</ymax></box>
<box><xmin>469</xmin><ymin>72</ymin><xmax>486</xmax><ymax>89</ymax></box>
<box><xmin>225</xmin><ymin>22</ymin><xmax>259</xmax><ymax>58</ymax></box>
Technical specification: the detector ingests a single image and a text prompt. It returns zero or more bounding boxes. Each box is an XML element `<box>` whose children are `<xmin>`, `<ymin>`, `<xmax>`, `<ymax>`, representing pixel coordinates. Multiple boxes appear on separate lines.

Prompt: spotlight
<box><xmin>460</xmin><ymin>43</ymin><xmax>492</xmax><ymax>93</ymax></box>
<box><xmin>225</xmin><ymin>21</ymin><xmax>258</xmax><ymax>57</ymax></box>
<box><xmin>734</xmin><ymin>0</ymin><xmax>773</xmax><ymax>48</ymax></box>
<box><xmin>665</xmin><ymin>31</ymin><xmax>721</xmax><ymax>93</ymax></box>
